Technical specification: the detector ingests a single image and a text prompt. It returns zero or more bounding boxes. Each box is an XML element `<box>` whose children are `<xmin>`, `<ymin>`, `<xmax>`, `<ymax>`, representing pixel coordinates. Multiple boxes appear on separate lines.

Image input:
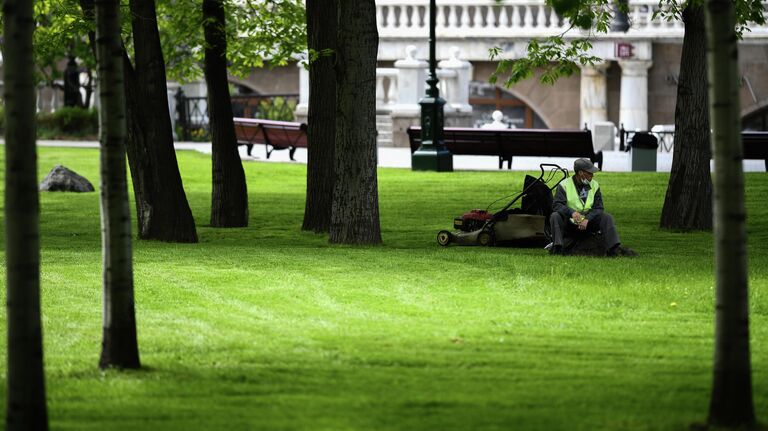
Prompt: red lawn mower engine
<box><xmin>454</xmin><ymin>209</ymin><xmax>494</xmax><ymax>232</ymax></box>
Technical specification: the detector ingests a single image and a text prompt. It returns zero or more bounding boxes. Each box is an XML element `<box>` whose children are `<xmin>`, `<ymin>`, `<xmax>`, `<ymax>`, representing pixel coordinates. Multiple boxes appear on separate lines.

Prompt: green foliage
<box><xmin>159</xmin><ymin>0</ymin><xmax>307</xmax><ymax>82</ymax></box>
<box><xmin>36</xmin><ymin>107</ymin><xmax>98</xmax><ymax>139</ymax></box>
<box><xmin>490</xmin><ymin>0</ymin><xmax>765</xmax><ymax>88</ymax></box>
<box><xmin>490</xmin><ymin>38</ymin><xmax>601</xmax><ymax>87</ymax></box>
<box><xmin>1</xmin><ymin>147</ymin><xmax>768</xmax><ymax>429</ymax></box>
<box><xmin>32</xmin><ymin>0</ymin><xmax>96</xmax><ymax>86</ymax></box>
<box><xmin>258</xmin><ymin>96</ymin><xmax>297</xmax><ymax>121</ymax></box>
<box><xmin>13</xmin><ymin>0</ymin><xmax>307</xmax><ymax>87</ymax></box>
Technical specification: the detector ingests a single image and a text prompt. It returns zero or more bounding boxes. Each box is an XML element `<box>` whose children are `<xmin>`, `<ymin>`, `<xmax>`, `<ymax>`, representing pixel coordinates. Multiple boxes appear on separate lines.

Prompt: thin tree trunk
<box><xmin>204</xmin><ymin>0</ymin><xmax>249</xmax><ymax>227</ymax></box>
<box><xmin>79</xmin><ymin>0</ymin><xmax>199</xmax><ymax>243</ymax></box>
<box><xmin>302</xmin><ymin>0</ymin><xmax>337</xmax><ymax>233</ymax></box>
<box><xmin>659</xmin><ymin>5</ymin><xmax>712</xmax><ymax>231</ymax></box>
<box><xmin>329</xmin><ymin>0</ymin><xmax>382</xmax><ymax>244</ymax></box>
<box><xmin>96</xmin><ymin>0</ymin><xmax>141</xmax><ymax>369</ymax></box>
<box><xmin>126</xmin><ymin>0</ymin><xmax>198</xmax><ymax>242</ymax></box>
<box><xmin>3</xmin><ymin>0</ymin><xmax>49</xmax><ymax>426</ymax></box>
<box><xmin>705</xmin><ymin>0</ymin><xmax>755</xmax><ymax>427</ymax></box>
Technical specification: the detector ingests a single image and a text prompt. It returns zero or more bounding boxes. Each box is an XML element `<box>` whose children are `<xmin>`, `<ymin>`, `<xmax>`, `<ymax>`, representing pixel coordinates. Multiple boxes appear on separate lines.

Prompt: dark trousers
<box><xmin>549</xmin><ymin>212</ymin><xmax>620</xmax><ymax>252</ymax></box>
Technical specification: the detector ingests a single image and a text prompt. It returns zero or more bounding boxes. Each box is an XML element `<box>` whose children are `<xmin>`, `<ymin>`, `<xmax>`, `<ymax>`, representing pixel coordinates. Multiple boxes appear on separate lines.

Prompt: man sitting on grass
<box><xmin>548</xmin><ymin>158</ymin><xmax>629</xmax><ymax>257</ymax></box>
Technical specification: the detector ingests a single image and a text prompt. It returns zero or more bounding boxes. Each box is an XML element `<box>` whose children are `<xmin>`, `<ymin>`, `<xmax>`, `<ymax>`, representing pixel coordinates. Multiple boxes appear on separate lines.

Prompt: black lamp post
<box><xmin>411</xmin><ymin>0</ymin><xmax>452</xmax><ymax>171</ymax></box>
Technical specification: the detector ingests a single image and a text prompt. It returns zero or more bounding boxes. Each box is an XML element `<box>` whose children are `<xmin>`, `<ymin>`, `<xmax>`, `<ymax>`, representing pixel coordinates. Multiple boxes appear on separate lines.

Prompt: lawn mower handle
<box><xmin>495</xmin><ymin>164</ymin><xmax>569</xmax><ymax>214</ymax></box>
<box><xmin>538</xmin><ymin>164</ymin><xmax>569</xmax><ymax>191</ymax></box>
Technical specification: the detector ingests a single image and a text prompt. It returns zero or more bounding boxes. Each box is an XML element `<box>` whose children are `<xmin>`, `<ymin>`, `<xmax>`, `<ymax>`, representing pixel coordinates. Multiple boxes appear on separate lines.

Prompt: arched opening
<box><xmin>229</xmin><ymin>80</ymin><xmax>261</xmax><ymax>96</ymax></box>
<box><xmin>469</xmin><ymin>82</ymin><xmax>547</xmax><ymax>129</ymax></box>
<box><xmin>743</xmin><ymin>103</ymin><xmax>768</xmax><ymax>131</ymax></box>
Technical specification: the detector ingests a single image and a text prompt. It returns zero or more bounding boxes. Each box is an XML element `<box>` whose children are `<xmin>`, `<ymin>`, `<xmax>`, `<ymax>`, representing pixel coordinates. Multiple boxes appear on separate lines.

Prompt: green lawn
<box><xmin>1</xmin><ymin>147</ymin><xmax>767</xmax><ymax>430</ymax></box>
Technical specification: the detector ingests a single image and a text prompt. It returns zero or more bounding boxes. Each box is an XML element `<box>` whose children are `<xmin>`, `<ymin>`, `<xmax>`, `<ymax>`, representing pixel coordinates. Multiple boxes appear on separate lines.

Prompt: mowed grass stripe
<box><xmin>0</xmin><ymin>147</ymin><xmax>765</xmax><ymax>430</ymax></box>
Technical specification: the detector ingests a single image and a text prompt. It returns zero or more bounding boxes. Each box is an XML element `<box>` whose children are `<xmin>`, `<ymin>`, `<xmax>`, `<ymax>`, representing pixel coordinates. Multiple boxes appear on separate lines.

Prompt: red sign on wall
<box><xmin>615</xmin><ymin>42</ymin><xmax>634</xmax><ymax>58</ymax></box>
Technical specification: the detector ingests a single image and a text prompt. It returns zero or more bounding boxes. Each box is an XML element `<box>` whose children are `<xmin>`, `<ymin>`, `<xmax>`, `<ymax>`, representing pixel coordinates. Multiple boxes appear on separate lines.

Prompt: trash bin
<box><xmin>629</xmin><ymin>132</ymin><xmax>658</xmax><ymax>172</ymax></box>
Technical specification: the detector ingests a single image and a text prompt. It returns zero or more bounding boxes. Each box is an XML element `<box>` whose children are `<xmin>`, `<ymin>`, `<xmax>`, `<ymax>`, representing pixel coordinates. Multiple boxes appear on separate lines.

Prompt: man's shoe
<box><xmin>607</xmin><ymin>245</ymin><xmax>638</xmax><ymax>258</ymax></box>
<box><xmin>549</xmin><ymin>245</ymin><xmax>563</xmax><ymax>255</ymax></box>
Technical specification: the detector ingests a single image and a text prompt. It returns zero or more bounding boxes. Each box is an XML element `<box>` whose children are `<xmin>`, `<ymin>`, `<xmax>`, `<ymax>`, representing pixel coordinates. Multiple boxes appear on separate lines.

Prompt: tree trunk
<box><xmin>659</xmin><ymin>5</ymin><xmax>712</xmax><ymax>231</ymax></box>
<box><xmin>125</xmin><ymin>0</ymin><xmax>198</xmax><ymax>242</ymax></box>
<box><xmin>302</xmin><ymin>0</ymin><xmax>337</xmax><ymax>233</ymax></box>
<box><xmin>329</xmin><ymin>0</ymin><xmax>382</xmax><ymax>245</ymax></box>
<box><xmin>705</xmin><ymin>0</ymin><xmax>755</xmax><ymax>427</ymax></box>
<box><xmin>96</xmin><ymin>0</ymin><xmax>141</xmax><ymax>370</ymax></box>
<box><xmin>3</xmin><ymin>0</ymin><xmax>50</xmax><ymax>426</ymax></box>
<box><xmin>203</xmin><ymin>0</ymin><xmax>249</xmax><ymax>227</ymax></box>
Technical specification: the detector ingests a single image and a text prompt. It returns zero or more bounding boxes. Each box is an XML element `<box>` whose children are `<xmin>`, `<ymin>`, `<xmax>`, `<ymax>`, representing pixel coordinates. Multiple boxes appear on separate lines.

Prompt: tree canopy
<box><xmin>490</xmin><ymin>0</ymin><xmax>765</xmax><ymax>87</ymax></box>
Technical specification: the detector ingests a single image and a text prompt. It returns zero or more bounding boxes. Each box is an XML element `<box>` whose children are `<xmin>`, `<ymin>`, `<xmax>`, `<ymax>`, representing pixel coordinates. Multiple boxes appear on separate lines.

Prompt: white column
<box><xmin>391</xmin><ymin>45</ymin><xmax>427</xmax><ymax>116</ymax></box>
<box><xmin>618</xmin><ymin>59</ymin><xmax>653</xmax><ymax>131</ymax></box>
<box><xmin>437</xmin><ymin>46</ymin><xmax>473</xmax><ymax>113</ymax></box>
<box><xmin>579</xmin><ymin>61</ymin><xmax>609</xmax><ymax>130</ymax></box>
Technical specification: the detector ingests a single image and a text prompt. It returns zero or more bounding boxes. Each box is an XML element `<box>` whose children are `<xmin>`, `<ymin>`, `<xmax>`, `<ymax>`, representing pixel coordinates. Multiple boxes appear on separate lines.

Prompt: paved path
<box><xmin>30</xmin><ymin>139</ymin><xmax>768</xmax><ymax>172</ymax></box>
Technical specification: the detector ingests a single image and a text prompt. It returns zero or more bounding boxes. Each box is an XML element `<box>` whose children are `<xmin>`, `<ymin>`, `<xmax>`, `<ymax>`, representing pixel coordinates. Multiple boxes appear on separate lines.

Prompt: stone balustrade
<box><xmin>299</xmin><ymin>45</ymin><xmax>473</xmax><ymax>118</ymax></box>
<box><xmin>376</xmin><ymin>0</ymin><xmax>768</xmax><ymax>39</ymax></box>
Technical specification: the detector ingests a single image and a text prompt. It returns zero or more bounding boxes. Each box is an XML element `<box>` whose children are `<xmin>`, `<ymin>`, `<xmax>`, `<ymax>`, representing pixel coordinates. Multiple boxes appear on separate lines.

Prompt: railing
<box><xmin>376</xmin><ymin>0</ymin><xmax>768</xmax><ymax>39</ymax></box>
<box><xmin>376</xmin><ymin>68</ymin><xmax>399</xmax><ymax>108</ymax></box>
<box><xmin>175</xmin><ymin>91</ymin><xmax>299</xmax><ymax>141</ymax></box>
<box><xmin>377</xmin><ymin>0</ymin><xmax>567</xmax><ymax>38</ymax></box>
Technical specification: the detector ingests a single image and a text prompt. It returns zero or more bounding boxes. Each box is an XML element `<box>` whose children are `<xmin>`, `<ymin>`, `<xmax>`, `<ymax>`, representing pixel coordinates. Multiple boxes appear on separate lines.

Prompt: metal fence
<box><xmin>175</xmin><ymin>90</ymin><xmax>299</xmax><ymax>141</ymax></box>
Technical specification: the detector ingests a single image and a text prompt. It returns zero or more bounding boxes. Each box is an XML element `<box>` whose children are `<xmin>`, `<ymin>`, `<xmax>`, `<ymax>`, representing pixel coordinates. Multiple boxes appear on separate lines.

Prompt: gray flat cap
<box><xmin>573</xmin><ymin>158</ymin><xmax>599</xmax><ymax>174</ymax></box>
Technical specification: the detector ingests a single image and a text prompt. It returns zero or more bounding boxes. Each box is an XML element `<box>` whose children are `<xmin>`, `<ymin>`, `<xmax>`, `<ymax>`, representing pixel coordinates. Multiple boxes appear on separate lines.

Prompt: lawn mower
<box><xmin>437</xmin><ymin>164</ymin><xmax>569</xmax><ymax>247</ymax></box>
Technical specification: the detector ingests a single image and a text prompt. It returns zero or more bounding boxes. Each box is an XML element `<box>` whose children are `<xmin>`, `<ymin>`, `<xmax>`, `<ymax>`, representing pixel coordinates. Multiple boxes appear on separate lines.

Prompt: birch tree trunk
<box><xmin>78</xmin><ymin>0</ymin><xmax>199</xmax><ymax>243</ymax></box>
<box><xmin>3</xmin><ymin>0</ymin><xmax>49</xmax><ymax>426</ymax></box>
<box><xmin>659</xmin><ymin>5</ymin><xmax>713</xmax><ymax>231</ymax></box>
<box><xmin>302</xmin><ymin>0</ymin><xmax>337</xmax><ymax>233</ymax></box>
<box><xmin>203</xmin><ymin>0</ymin><xmax>249</xmax><ymax>227</ymax></box>
<box><xmin>330</xmin><ymin>0</ymin><xmax>382</xmax><ymax>244</ymax></box>
<box><xmin>96</xmin><ymin>0</ymin><xmax>141</xmax><ymax>369</ymax></box>
<box><xmin>704</xmin><ymin>0</ymin><xmax>755</xmax><ymax>427</ymax></box>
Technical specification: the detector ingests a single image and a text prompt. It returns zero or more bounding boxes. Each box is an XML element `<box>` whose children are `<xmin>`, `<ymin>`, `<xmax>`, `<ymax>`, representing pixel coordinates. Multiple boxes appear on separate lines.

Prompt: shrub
<box><xmin>37</xmin><ymin>106</ymin><xmax>98</xmax><ymax>139</ymax></box>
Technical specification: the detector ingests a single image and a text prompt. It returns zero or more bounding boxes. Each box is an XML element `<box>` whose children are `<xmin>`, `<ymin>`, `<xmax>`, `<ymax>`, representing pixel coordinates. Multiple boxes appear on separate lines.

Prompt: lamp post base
<box><xmin>412</xmin><ymin>144</ymin><xmax>453</xmax><ymax>171</ymax></box>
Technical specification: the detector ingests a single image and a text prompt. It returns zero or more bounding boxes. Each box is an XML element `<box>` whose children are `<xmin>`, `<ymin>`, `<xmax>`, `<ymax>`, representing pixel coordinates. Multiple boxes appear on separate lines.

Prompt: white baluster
<box><xmin>407</xmin><ymin>5</ymin><xmax>417</xmax><ymax>28</ymax></box>
<box><xmin>473</xmin><ymin>5</ymin><xmax>483</xmax><ymax>28</ymax></box>
<box><xmin>549</xmin><ymin>7</ymin><xmax>559</xmax><ymax>28</ymax></box>
<box><xmin>448</xmin><ymin>5</ymin><xmax>458</xmax><ymax>27</ymax></box>
<box><xmin>398</xmin><ymin>6</ymin><xmax>407</xmax><ymax>29</ymax></box>
<box><xmin>486</xmin><ymin>5</ymin><xmax>496</xmax><ymax>27</ymax></box>
<box><xmin>511</xmin><ymin>4</ymin><xmax>521</xmax><ymax>28</ymax></box>
<box><xmin>634</xmin><ymin>5</ymin><xmax>643</xmax><ymax>28</ymax></box>
<box><xmin>436</xmin><ymin>4</ymin><xmax>446</xmax><ymax>28</ymax></box>
<box><xmin>523</xmin><ymin>5</ymin><xmax>534</xmax><ymax>28</ymax></box>
<box><xmin>537</xmin><ymin>4</ymin><xmax>546</xmax><ymax>29</ymax></box>
<box><xmin>499</xmin><ymin>5</ymin><xmax>510</xmax><ymax>27</ymax></box>
<box><xmin>377</xmin><ymin>6</ymin><xmax>385</xmax><ymax>29</ymax></box>
<box><xmin>459</xmin><ymin>5</ymin><xmax>470</xmax><ymax>28</ymax></box>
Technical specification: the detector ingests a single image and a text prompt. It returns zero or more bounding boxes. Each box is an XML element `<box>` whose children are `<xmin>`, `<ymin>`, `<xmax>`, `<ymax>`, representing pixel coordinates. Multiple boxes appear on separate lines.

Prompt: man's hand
<box><xmin>571</xmin><ymin>211</ymin><xmax>584</xmax><ymax>223</ymax></box>
<box><xmin>578</xmin><ymin>218</ymin><xmax>589</xmax><ymax>230</ymax></box>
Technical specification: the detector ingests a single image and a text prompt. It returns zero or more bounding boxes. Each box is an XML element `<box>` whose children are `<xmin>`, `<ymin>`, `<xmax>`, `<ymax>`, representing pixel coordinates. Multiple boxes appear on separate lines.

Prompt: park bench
<box><xmin>742</xmin><ymin>131</ymin><xmax>768</xmax><ymax>171</ymax></box>
<box><xmin>233</xmin><ymin>118</ymin><xmax>308</xmax><ymax>160</ymax></box>
<box><xmin>407</xmin><ymin>127</ymin><xmax>602</xmax><ymax>170</ymax></box>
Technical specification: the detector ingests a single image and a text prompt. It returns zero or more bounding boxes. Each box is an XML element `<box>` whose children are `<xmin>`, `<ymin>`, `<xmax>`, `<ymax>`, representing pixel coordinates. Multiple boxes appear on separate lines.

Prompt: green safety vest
<box><xmin>563</xmin><ymin>178</ymin><xmax>599</xmax><ymax>213</ymax></box>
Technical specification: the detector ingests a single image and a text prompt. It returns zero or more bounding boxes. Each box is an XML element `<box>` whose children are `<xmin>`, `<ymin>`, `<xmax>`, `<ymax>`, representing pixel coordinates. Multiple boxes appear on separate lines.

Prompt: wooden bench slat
<box><xmin>233</xmin><ymin>117</ymin><xmax>308</xmax><ymax>160</ymax></box>
<box><xmin>408</xmin><ymin>126</ymin><xmax>602</xmax><ymax>170</ymax></box>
